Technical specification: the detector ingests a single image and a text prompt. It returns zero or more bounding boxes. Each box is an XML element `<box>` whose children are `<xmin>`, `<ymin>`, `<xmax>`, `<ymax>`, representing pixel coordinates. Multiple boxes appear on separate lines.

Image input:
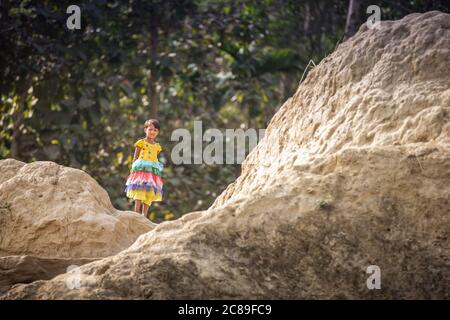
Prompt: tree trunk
<box><xmin>10</xmin><ymin>109</ymin><xmax>22</xmax><ymax>159</ymax></box>
<box><xmin>148</xmin><ymin>22</ymin><xmax>158</xmax><ymax>119</ymax></box>
<box><xmin>10</xmin><ymin>77</ymin><xmax>32</xmax><ymax>159</ymax></box>
<box><xmin>345</xmin><ymin>0</ymin><xmax>364</xmax><ymax>39</ymax></box>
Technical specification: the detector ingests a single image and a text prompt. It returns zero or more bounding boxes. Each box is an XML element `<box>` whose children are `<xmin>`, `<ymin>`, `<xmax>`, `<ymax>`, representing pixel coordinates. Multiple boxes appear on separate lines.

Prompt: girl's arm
<box><xmin>133</xmin><ymin>147</ymin><xmax>141</xmax><ymax>162</ymax></box>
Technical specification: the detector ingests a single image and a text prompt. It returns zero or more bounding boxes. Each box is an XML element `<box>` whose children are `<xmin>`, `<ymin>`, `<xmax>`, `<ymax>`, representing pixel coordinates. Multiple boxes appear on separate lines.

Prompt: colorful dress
<box><xmin>124</xmin><ymin>139</ymin><xmax>164</xmax><ymax>205</ymax></box>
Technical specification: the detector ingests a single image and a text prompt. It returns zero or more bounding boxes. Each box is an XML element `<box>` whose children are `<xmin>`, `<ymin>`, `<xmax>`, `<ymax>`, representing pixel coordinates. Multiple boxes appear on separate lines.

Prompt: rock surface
<box><xmin>0</xmin><ymin>255</ymin><xmax>98</xmax><ymax>295</ymax></box>
<box><xmin>0</xmin><ymin>159</ymin><xmax>153</xmax><ymax>258</ymax></box>
<box><xmin>2</xmin><ymin>11</ymin><xmax>449</xmax><ymax>299</ymax></box>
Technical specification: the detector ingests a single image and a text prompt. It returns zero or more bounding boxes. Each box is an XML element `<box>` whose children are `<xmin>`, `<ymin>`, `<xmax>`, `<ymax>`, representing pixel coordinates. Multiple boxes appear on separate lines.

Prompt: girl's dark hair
<box><xmin>144</xmin><ymin>119</ymin><xmax>160</xmax><ymax>130</ymax></box>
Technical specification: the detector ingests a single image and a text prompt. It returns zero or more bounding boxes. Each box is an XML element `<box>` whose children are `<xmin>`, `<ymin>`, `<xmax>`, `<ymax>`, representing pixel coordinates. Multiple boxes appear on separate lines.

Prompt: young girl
<box><xmin>124</xmin><ymin>119</ymin><xmax>164</xmax><ymax>219</ymax></box>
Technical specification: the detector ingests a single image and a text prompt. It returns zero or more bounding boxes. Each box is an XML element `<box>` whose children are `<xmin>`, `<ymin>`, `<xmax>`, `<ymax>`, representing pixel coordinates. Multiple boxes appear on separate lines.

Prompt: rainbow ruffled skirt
<box><xmin>124</xmin><ymin>159</ymin><xmax>164</xmax><ymax>205</ymax></box>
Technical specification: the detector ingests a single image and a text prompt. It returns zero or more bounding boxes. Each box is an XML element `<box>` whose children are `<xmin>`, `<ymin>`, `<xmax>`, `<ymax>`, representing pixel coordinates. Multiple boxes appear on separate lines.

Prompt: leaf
<box><xmin>79</xmin><ymin>97</ymin><xmax>95</xmax><ymax>109</ymax></box>
<box><xmin>120</xmin><ymin>81</ymin><xmax>133</xmax><ymax>96</ymax></box>
<box><xmin>99</xmin><ymin>97</ymin><xmax>110</xmax><ymax>110</ymax></box>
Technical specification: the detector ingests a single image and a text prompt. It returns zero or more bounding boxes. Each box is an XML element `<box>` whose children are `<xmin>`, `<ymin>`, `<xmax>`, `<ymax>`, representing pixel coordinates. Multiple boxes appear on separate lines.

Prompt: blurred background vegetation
<box><xmin>1</xmin><ymin>0</ymin><xmax>449</xmax><ymax>222</ymax></box>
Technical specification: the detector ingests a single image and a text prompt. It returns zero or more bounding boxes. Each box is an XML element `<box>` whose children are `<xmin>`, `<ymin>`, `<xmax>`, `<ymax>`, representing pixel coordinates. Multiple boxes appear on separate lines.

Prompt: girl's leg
<box><xmin>142</xmin><ymin>202</ymin><xmax>151</xmax><ymax>219</ymax></box>
<box><xmin>134</xmin><ymin>200</ymin><xmax>142</xmax><ymax>213</ymax></box>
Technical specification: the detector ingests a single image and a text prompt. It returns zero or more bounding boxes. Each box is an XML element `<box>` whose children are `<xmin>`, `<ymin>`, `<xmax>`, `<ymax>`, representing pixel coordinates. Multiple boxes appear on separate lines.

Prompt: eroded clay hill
<box><xmin>2</xmin><ymin>11</ymin><xmax>450</xmax><ymax>299</ymax></box>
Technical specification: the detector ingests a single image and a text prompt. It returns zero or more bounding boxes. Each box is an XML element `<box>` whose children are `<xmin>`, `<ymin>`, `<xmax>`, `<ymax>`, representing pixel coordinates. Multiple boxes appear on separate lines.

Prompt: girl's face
<box><xmin>145</xmin><ymin>123</ymin><xmax>159</xmax><ymax>140</ymax></box>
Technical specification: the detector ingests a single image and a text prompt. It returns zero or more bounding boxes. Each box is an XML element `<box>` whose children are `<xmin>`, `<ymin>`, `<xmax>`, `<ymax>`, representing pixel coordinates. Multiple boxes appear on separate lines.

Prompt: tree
<box><xmin>344</xmin><ymin>0</ymin><xmax>364</xmax><ymax>39</ymax></box>
<box><xmin>129</xmin><ymin>0</ymin><xmax>195</xmax><ymax>118</ymax></box>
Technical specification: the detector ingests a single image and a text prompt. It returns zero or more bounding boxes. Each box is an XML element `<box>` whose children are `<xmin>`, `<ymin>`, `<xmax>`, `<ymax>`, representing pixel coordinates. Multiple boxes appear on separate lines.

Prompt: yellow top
<box><xmin>135</xmin><ymin>139</ymin><xmax>162</xmax><ymax>162</ymax></box>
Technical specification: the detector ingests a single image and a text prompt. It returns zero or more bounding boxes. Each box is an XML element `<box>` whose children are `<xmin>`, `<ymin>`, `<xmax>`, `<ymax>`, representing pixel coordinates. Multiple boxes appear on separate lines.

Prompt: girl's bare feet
<box><xmin>142</xmin><ymin>203</ymin><xmax>150</xmax><ymax>218</ymax></box>
<box><xmin>134</xmin><ymin>200</ymin><xmax>142</xmax><ymax>214</ymax></box>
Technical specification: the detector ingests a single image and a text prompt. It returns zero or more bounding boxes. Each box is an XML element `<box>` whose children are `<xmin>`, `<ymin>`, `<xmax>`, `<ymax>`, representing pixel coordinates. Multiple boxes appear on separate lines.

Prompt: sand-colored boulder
<box><xmin>2</xmin><ymin>11</ymin><xmax>449</xmax><ymax>299</ymax></box>
<box><xmin>0</xmin><ymin>159</ymin><xmax>153</xmax><ymax>258</ymax></box>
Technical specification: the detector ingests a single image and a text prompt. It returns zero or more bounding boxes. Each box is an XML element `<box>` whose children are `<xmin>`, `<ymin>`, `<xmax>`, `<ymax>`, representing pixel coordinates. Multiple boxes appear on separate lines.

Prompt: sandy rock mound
<box><xmin>212</xmin><ymin>11</ymin><xmax>450</xmax><ymax>208</ymax></box>
<box><xmin>0</xmin><ymin>159</ymin><xmax>153</xmax><ymax>258</ymax></box>
<box><xmin>2</xmin><ymin>11</ymin><xmax>449</xmax><ymax>299</ymax></box>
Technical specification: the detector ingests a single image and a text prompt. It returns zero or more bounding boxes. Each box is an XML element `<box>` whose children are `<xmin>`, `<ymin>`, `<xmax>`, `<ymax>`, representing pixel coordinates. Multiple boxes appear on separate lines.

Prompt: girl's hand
<box><xmin>133</xmin><ymin>147</ymin><xmax>141</xmax><ymax>161</ymax></box>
